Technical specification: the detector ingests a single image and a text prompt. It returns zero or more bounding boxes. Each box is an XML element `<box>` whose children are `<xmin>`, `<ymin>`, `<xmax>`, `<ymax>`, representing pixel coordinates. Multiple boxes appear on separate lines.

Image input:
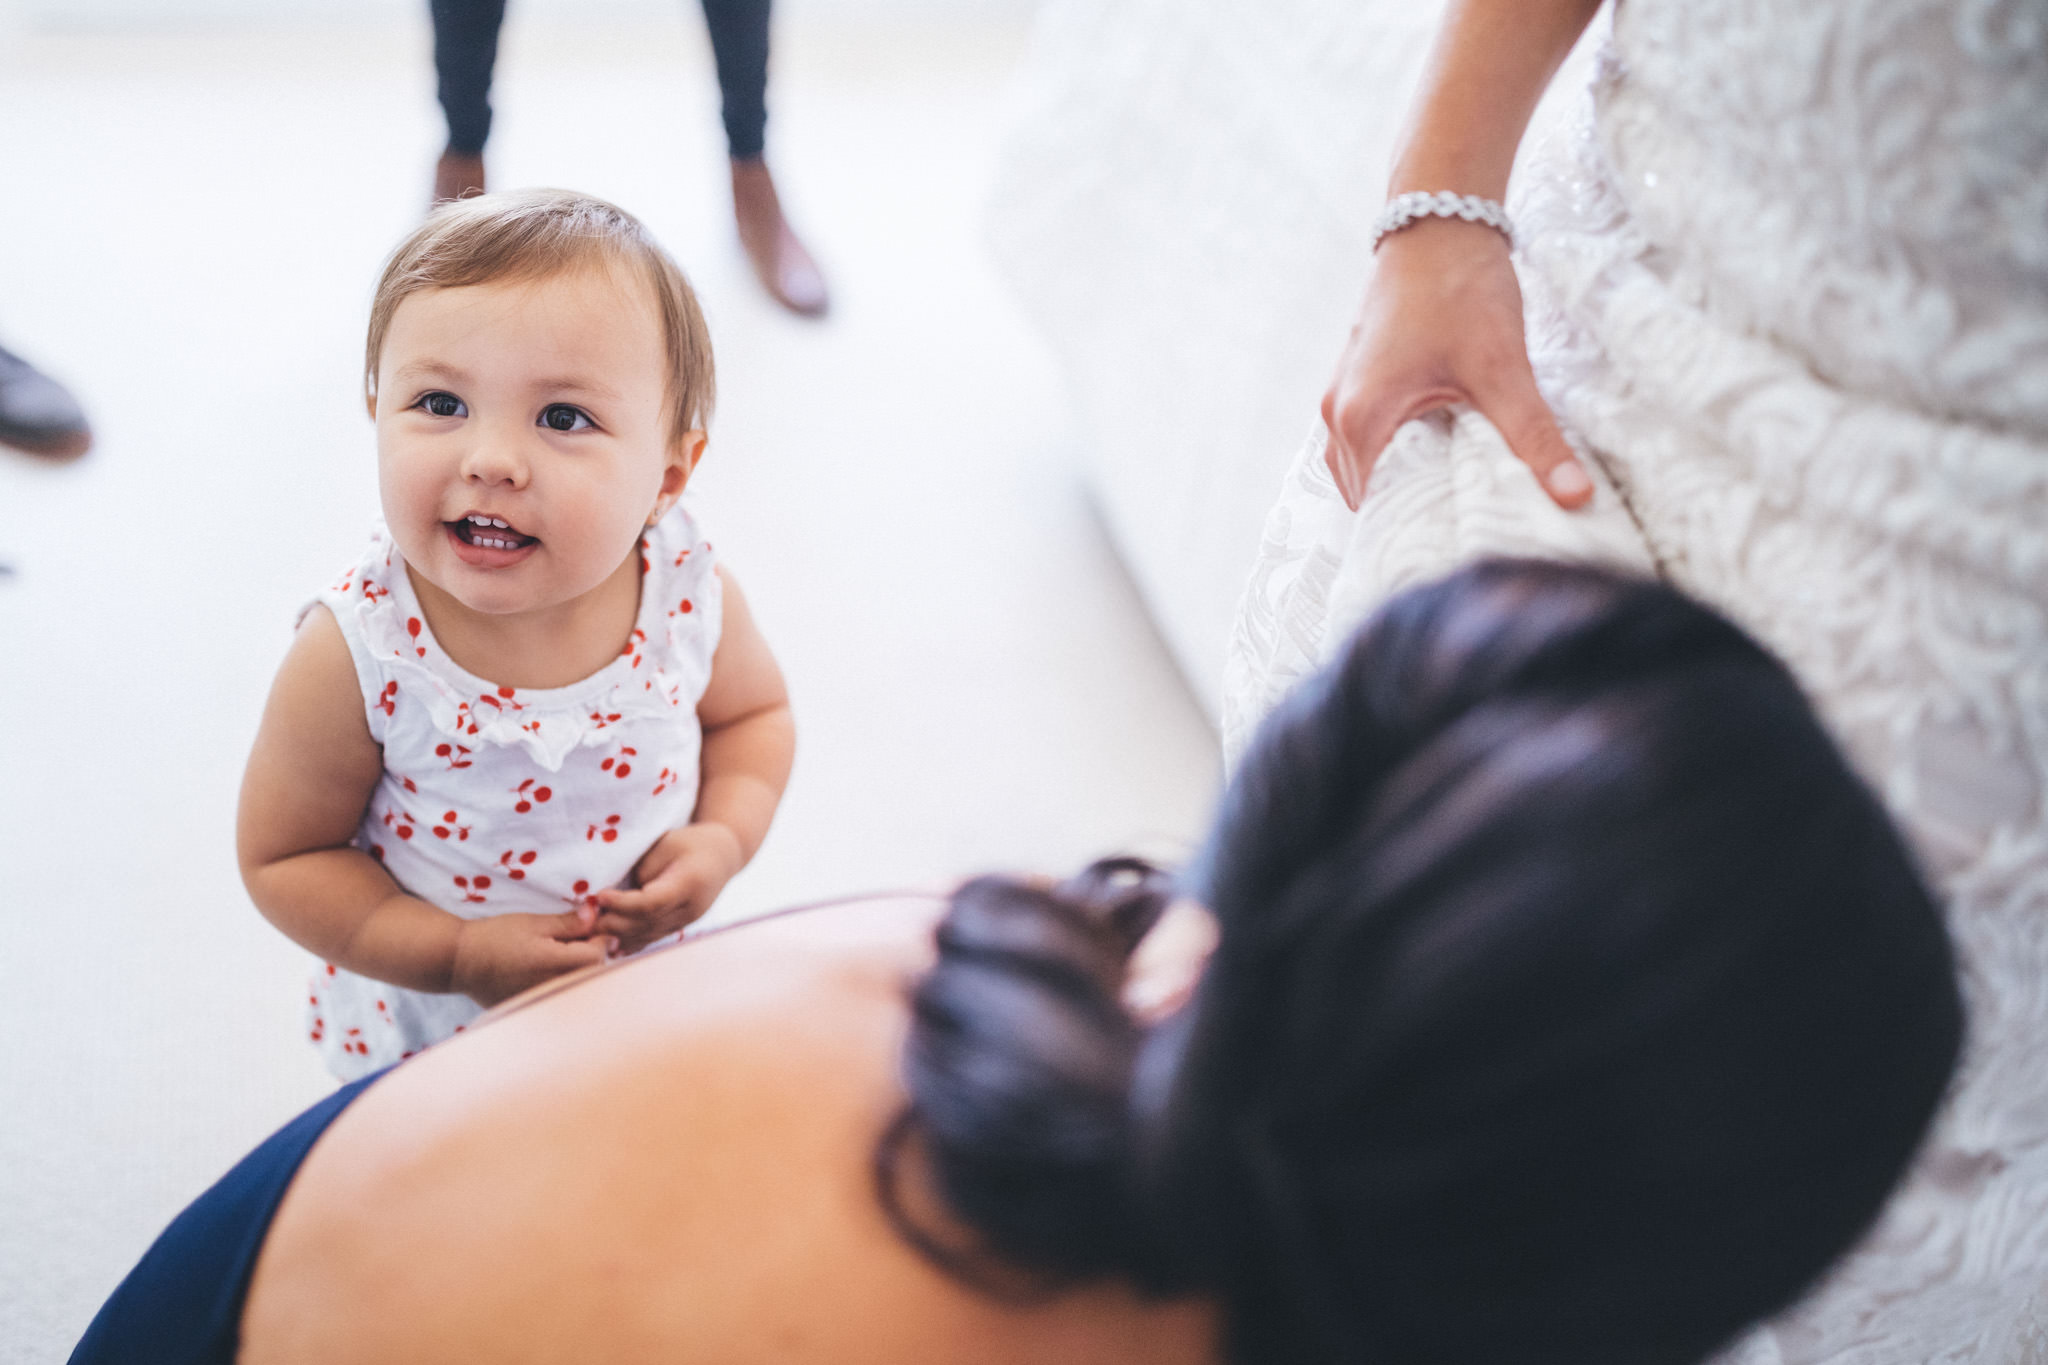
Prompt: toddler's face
<box><xmin>373</xmin><ymin>265</ymin><xmax>697</xmax><ymax>620</ymax></box>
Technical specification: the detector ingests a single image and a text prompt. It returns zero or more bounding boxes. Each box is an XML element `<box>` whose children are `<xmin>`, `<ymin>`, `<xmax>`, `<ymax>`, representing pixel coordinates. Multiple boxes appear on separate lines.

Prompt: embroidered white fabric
<box><xmin>1226</xmin><ymin>3</ymin><xmax>2048</xmax><ymax>1360</ymax></box>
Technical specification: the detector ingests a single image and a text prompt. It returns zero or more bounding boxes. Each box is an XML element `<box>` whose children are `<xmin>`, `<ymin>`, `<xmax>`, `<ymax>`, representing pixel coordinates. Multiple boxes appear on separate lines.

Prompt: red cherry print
<box><xmin>434</xmin><ymin>825</ymin><xmax>450</xmax><ymax>839</ymax></box>
<box><xmin>377</xmin><ymin>681</ymin><xmax>398</xmax><ymax>717</ymax></box>
<box><xmin>601</xmin><ymin>758</ymin><xmax>612</xmax><ymax>771</ymax></box>
<box><xmin>436</xmin><ymin>743</ymin><xmax>450</xmax><ymax>756</ymax></box>
<box><xmin>454</xmin><ymin>874</ymin><xmax>486</xmax><ymax>904</ymax></box>
<box><xmin>401</xmin><ymin>776</ymin><xmax>418</xmax><ymax>793</ymax></box>
<box><xmin>445</xmin><ymin>810</ymin><xmax>458</xmax><ymax>821</ymax></box>
<box><xmin>535</xmin><ymin>786</ymin><xmax>552</xmax><ymax>803</ymax></box>
<box><xmin>680</xmin><ymin>599</ymin><xmax>693</xmax><ymax>614</ymax></box>
<box><xmin>370</xmin><ymin>844</ymin><xmax>386</xmax><ymax>862</ymax></box>
<box><xmin>521</xmin><ymin>850</ymin><xmax>537</xmax><ymax>864</ymax></box>
<box><xmin>573</xmin><ymin>879</ymin><xmax>590</xmax><ymax>895</ymax></box>
<box><xmin>325</xmin><ymin>963</ymin><xmax>337</xmax><ymax>975</ymax></box>
<box><xmin>407</xmin><ymin>617</ymin><xmax>426</xmax><ymax>658</ymax></box>
<box><xmin>398</xmin><ymin>825</ymin><xmax>413</xmax><ymax>840</ymax></box>
<box><xmin>499</xmin><ymin>848</ymin><xmax>539</xmax><ymax>880</ymax></box>
<box><xmin>498</xmin><ymin>685</ymin><xmax>516</xmax><ymax>699</ymax></box>
<box><xmin>586</xmin><ymin>815</ymin><xmax>622</xmax><ymax>843</ymax></box>
<box><xmin>674</xmin><ymin>548</ymin><xmax>690</xmax><ymax>567</ymax></box>
<box><xmin>475</xmin><ymin>875</ymin><xmax>491</xmax><ymax>889</ymax></box>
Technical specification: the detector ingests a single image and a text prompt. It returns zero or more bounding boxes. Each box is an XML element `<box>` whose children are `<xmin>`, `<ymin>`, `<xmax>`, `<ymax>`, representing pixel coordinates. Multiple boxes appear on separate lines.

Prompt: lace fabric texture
<box><xmin>1230</xmin><ymin>3</ymin><xmax>2048</xmax><ymax>1358</ymax></box>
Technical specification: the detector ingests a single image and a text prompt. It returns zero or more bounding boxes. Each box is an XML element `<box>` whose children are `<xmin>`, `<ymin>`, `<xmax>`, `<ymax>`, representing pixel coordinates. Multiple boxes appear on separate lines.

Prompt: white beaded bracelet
<box><xmin>1370</xmin><ymin>191</ymin><xmax>1515</xmax><ymax>252</ymax></box>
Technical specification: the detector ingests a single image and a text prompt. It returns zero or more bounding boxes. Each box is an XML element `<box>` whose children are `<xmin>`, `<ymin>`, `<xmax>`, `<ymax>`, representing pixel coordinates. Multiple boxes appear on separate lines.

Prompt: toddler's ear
<box><xmin>671</xmin><ymin>428</ymin><xmax>708</xmax><ymax>481</ymax></box>
<box><xmin>650</xmin><ymin>431</ymin><xmax>708</xmax><ymax>524</ymax></box>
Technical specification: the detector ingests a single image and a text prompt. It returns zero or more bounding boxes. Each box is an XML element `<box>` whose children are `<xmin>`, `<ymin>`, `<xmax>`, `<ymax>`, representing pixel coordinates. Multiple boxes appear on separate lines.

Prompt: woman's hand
<box><xmin>452</xmin><ymin>911</ymin><xmax>608</xmax><ymax>1008</ymax></box>
<box><xmin>1322</xmin><ymin>218</ymin><xmax>1591</xmax><ymax>512</ymax></box>
<box><xmin>593</xmin><ymin>822</ymin><xmax>746</xmax><ymax>956</ymax></box>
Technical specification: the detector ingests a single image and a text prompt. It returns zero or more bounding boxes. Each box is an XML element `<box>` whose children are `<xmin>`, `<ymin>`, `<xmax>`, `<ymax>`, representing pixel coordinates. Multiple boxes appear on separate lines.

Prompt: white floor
<box><xmin>0</xmin><ymin>12</ymin><xmax>1220</xmax><ymax>1357</ymax></box>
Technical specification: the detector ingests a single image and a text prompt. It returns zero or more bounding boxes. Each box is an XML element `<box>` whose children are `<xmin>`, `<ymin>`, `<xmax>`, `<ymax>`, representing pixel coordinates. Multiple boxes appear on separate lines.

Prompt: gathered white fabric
<box><xmin>1229</xmin><ymin>2</ymin><xmax>2048</xmax><ymax>1359</ymax></box>
<box><xmin>301</xmin><ymin>504</ymin><xmax>722</xmax><ymax>1080</ymax></box>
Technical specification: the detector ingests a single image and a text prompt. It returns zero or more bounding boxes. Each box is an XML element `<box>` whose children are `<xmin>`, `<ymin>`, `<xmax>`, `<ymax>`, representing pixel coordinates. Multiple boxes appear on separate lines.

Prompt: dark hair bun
<box><xmin>877</xmin><ymin>858</ymin><xmax>1179</xmax><ymax>1296</ymax></box>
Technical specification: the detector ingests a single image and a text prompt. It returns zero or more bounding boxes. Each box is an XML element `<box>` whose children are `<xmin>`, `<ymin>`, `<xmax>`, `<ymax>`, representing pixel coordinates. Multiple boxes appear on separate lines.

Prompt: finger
<box><xmin>1323</xmin><ymin>387</ymin><xmax>1412</xmax><ymax>512</ymax></box>
<box><xmin>550</xmin><ymin>908</ymin><xmax>601</xmax><ymax>940</ymax></box>
<box><xmin>592</xmin><ymin>909</ymin><xmax>639</xmax><ymax>940</ymax></box>
<box><xmin>595</xmin><ymin>885</ymin><xmax>652</xmax><ymax>913</ymax></box>
<box><xmin>1468</xmin><ymin>358</ymin><xmax>1591</xmax><ymax>509</ymax></box>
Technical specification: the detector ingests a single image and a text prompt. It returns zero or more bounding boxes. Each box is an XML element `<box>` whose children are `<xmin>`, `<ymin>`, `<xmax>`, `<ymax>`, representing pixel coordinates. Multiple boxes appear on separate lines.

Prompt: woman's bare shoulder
<box><xmin>241</xmin><ymin>890</ymin><xmax>1216</xmax><ymax>1363</ymax></box>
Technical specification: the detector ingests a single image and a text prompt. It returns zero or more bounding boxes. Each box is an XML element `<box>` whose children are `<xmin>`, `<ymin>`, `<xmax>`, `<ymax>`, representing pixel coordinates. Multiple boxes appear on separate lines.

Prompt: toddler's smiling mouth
<box><xmin>445</xmin><ymin>511</ymin><xmax>541</xmax><ymax>568</ymax></box>
<box><xmin>448</xmin><ymin>512</ymin><xmax>539</xmax><ymax>552</ymax></box>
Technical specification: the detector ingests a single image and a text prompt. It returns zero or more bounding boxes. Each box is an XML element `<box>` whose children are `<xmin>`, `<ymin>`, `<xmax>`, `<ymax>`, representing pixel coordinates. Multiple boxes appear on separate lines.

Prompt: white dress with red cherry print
<box><xmin>302</xmin><ymin>504</ymin><xmax>721</xmax><ymax>1080</ymax></box>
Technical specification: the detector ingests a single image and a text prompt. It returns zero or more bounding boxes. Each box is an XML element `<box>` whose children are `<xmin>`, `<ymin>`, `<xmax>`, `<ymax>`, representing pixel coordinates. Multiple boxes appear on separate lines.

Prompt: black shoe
<box><xmin>0</xmin><ymin>342</ymin><xmax>92</xmax><ymax>461</ymax></box>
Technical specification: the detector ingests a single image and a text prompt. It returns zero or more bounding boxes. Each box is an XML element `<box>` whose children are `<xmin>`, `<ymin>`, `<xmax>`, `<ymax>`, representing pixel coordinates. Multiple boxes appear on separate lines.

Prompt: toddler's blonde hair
<box><xmin>365</xmin><ymin>189</ymin><xmax>715</xmax><ymax>445</ymax></box>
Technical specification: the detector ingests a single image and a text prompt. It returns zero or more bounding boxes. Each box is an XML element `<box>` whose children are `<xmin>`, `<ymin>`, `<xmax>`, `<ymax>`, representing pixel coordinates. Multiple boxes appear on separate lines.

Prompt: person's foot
<box><xmin>731</xmin><ymin>158</ymin><xmax>829</xmax><ymax>318</ymax></box>
<box><xmin>0</xmin><ymin>343</ymin><xmax>91</xmax><ymax>461</ymax></box>
<box><xmin>433</xmin><ymin>151</ymin><xmax>487</xmax><ymax>205</ymax></box>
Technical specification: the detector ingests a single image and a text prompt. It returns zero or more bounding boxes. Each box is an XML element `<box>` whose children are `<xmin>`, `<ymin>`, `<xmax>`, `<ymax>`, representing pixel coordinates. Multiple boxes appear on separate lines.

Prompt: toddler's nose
<box><xmin>459</xmin><ymin>435</ymin><xmax>529</xmax><ymax>488</ymax></box>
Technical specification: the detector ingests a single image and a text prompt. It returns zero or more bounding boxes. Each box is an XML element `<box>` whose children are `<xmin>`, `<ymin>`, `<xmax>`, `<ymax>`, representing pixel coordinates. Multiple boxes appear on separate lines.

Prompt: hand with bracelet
<box><xmin>1322</xmin><ymin>0</ymin><xmax>1606</xmax><ymax>511</ymax></box>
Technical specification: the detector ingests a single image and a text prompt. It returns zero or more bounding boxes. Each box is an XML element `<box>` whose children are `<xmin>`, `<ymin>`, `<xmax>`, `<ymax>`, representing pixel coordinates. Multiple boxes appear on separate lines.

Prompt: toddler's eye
<box><xmin>540</xmin><ymin>404</ymin><xmax>593</xmax><ymax>433</ymax></box>
<box><xmin>420</xmin><ymin>392</ymin><xmax>465</xmax><ymax>419</ymax></box>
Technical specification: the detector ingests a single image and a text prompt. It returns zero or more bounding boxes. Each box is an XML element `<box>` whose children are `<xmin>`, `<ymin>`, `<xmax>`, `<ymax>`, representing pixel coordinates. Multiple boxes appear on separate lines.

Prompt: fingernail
<box><xmin>1548</xmin><ymin>462</ymin><xmax>1592</xmax><ymax>500</ymax></box>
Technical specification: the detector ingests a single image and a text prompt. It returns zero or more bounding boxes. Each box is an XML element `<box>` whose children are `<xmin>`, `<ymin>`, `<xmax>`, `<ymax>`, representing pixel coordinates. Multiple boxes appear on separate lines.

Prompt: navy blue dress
<box><xmin>69</xmin><ymin>1070</ymin><xmax>389</xmax><ymax>1365</ymax></box>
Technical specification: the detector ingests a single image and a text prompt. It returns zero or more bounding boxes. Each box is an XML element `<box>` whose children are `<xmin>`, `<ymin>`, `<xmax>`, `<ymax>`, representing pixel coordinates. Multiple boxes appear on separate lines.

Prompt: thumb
<box><xmin>551</xmin><ymin>906</ymin><xmax>600</xmax><ymax>940</ymax></box>
<box><xmin>1469</xmin><ymin>358</ymin><xmax>1592</xmax><ymax>509</ymax></box>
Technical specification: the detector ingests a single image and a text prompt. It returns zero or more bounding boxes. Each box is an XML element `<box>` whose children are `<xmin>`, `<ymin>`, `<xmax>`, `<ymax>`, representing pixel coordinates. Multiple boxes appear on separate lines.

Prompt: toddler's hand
<box><xmin>595</xmin><ymin>823</ymin><xmax>745</xmax><ymax>956</ymax></box>
<box><xmin>451</xmin><ymin>910</ymin><xmax>607</xmax><ymax>1008</ymax></box>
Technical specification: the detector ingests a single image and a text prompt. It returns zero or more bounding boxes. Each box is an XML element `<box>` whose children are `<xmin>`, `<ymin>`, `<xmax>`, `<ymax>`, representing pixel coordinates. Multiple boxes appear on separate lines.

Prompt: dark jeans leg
<box><xmin>699</xmin><ymin>0</ymin><xmax>771</xmax><ymax>161</ymax></box>
<box><xmin>431</xmin><ymin>0</ymin><xmax>508</xmax><ymax>156</ymax></box>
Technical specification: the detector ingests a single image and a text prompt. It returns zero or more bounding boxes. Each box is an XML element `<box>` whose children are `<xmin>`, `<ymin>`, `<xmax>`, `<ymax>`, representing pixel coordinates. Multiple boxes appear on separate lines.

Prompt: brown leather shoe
<box><xmin>731</xmin><ymin>157</ymin><xmax>829</xmax><ymax>318</ymax></box>
<box><xmin>0</xmin><ymin>342</ymin><xmax>91</xmax><ymax>462</ymax></box>
<box><xmin>433</xmin><ymin>151</ymin><xmax>487</xmax><ymax>206</ymax></box>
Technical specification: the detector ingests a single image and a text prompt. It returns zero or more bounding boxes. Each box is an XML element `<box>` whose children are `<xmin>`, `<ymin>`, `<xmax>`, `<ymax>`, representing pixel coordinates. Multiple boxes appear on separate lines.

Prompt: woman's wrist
<box><xmin>1372</xmin><ymin>191</ymin><xmax>1514</xmax><ymax>253</ymax></box>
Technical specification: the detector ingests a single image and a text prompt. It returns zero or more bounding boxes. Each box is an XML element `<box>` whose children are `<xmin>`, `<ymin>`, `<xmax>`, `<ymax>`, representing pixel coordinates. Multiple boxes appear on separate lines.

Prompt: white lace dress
<box><xmin>1227</xmin><ymin>2</ymin><xmax>2048</xmax><ymax>1359</ymax></box>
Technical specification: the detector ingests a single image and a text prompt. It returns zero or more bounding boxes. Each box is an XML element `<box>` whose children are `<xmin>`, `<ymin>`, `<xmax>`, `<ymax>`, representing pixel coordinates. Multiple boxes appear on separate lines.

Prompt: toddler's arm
<box><xmin>595</xmin><ymin>567</ymin><xmax>794</xmax><ymax>951</ymax></box>
<box><xmin>238</xmin><ymin>607</ymin><xmax>605</xmax><ymax>1005</ymax></box>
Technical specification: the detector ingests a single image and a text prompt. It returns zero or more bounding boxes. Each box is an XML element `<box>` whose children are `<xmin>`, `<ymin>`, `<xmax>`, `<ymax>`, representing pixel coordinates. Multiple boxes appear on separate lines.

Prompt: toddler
<box><xmin>238</xmin><ymin>190</ymin><xmax>794</xmax><ymax>1081</ymax></box>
